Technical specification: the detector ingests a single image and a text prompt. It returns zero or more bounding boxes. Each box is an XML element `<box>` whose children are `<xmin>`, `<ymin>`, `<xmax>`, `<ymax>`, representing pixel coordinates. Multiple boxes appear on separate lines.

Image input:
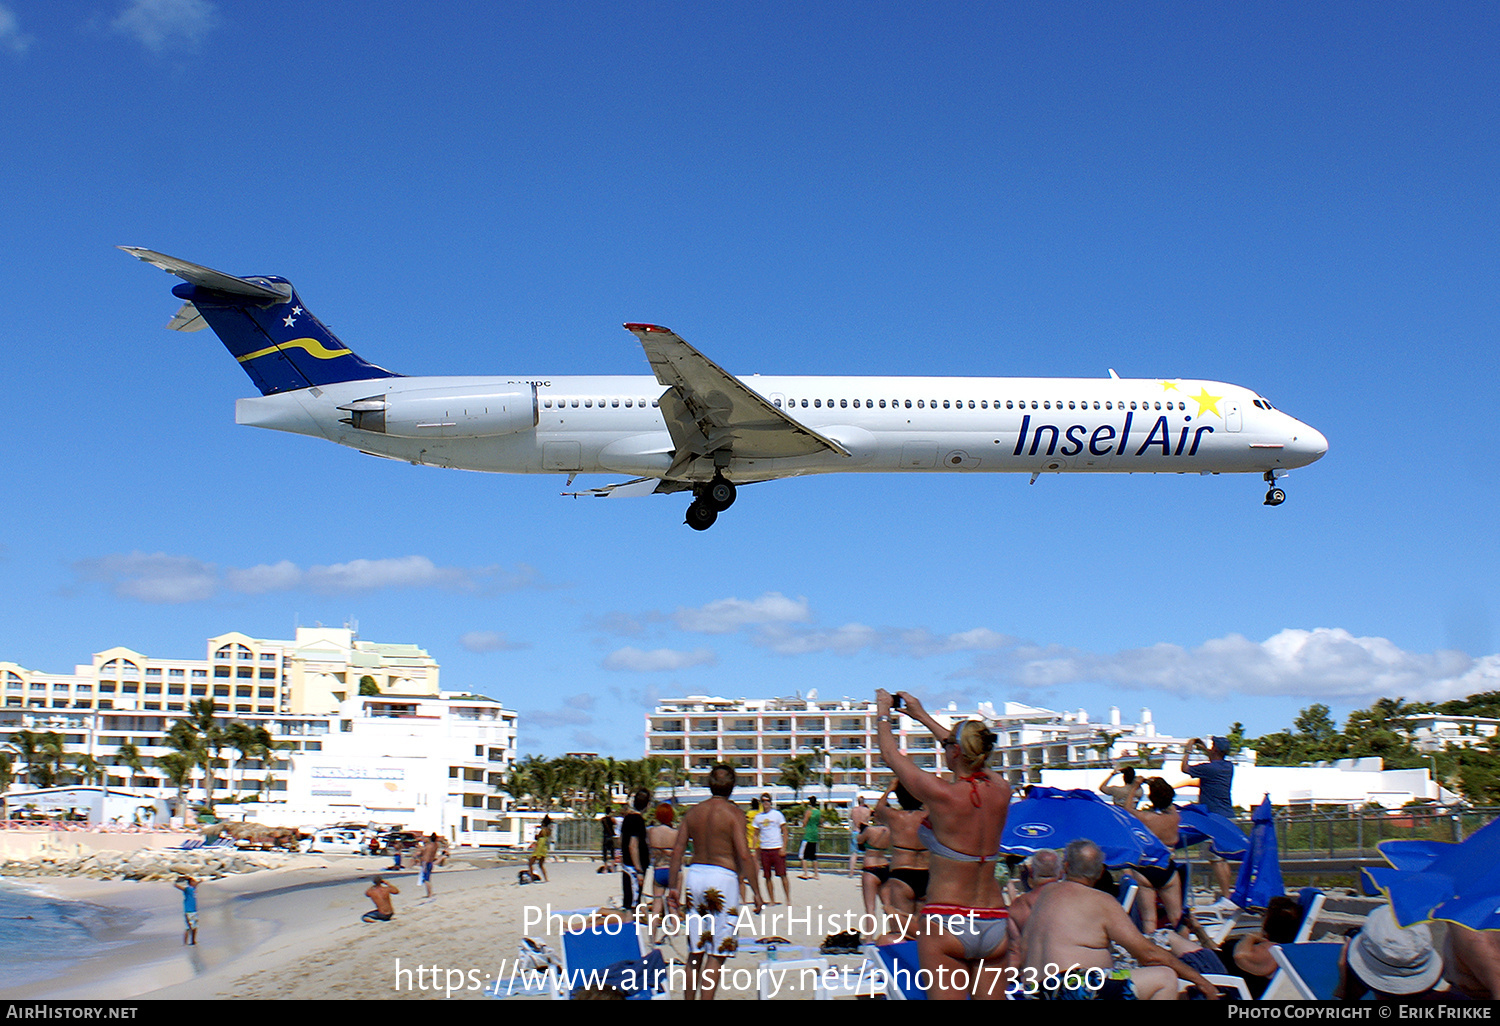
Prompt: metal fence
<box><xmin>1270</xmin><ymin>805</ymin><xmax>1495</xmax><ymax>861</ymax></box>
<box><xmin>523</xmin><ymin>805</ymin><xmax>1500</xmax><ymax>874</ymax></box>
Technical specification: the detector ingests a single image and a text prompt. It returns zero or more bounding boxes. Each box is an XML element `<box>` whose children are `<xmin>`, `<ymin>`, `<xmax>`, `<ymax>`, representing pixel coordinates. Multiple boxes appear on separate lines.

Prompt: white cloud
<box><xmin>0</xmin><ymin>5</ymin><xmax>34</xmax><ymax>55</ymax></box>
<box><xmin>72</xmin><ymin>552</ymin><xmax>217</xmax><ymax>604</ymax></box>
<box><xmin>75</xmin><ymin>551</ymin><xmax>544</xmax><ymax>604</ymax></box>
<box><xmin>112</xmin><ymin>0</ymin><xmax>216</xmax><ymax>52</ymax></box>
<box><xmin>952</xmin><ymin>627</ymin><xmax>1500</xmax><ymax>705</ymax></box>
<box><xmin>602</xmin><ymin>647</ymin><xmax>718</xmax><ymax>672</ymax></box>
<box><xmin>752</xmin><ymin>622</ymin><xmax>1014</xmax><ymax>658</ymax></box>
<box><xmin>523</xmin><ymin>706</ymin><xmax>594</xmax><ymax>729</ymax></box>
<box><xmin>755</xmin><ymin>622</ymin><xmax>882</xmax><ymax>656</ymax></box>
<box><xmin>674</xmin><ymin>592</ymin><xmax>812</xmax><ymax>634</ymax></box>
<box><xmin>458</xmin><ymin>631</ymin><xmax>529</xmax><ymax>654</ymax></box>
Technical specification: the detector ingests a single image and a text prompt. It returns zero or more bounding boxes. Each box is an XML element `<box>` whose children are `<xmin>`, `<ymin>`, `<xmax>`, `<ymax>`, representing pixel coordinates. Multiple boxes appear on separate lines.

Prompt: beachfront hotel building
<box><xmin>0</xmin><ymin>626</ymin><xmax>441</xmax><ymax>718</ymax></box>
<box><xmin>645</xmin><ymin>694</ymin><xmax>1187</xmax><ymax>791</ymax></box>
<box><xmin>0</xmin><ymin>628</ymin><xmax>520</xmax><ymax>843</ymax></box>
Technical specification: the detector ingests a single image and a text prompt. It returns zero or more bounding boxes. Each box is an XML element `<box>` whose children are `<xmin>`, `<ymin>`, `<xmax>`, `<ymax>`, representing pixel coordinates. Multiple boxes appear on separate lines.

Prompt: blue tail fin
<box><xmin>121</xmin><ymin>247</ymin><xmax>400</xmax><ymax>396</ymax></box>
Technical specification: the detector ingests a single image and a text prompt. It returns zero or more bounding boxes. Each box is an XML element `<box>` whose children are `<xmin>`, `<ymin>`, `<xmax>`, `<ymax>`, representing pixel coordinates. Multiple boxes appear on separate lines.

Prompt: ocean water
<box><xmin>0</xmin><ymin>880</ymin><xmax>149</xmax><ymax>990</ymax></box>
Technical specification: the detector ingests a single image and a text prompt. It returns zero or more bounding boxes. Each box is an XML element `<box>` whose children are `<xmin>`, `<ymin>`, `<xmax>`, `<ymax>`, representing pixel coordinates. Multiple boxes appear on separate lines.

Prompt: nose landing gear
<box><xmin>1263</xmin><ymin>470</ymin><xmax>1287</xmax><ymax>506</ymax></box>
<box><xmin>685</xmin><ymin>476</ymin><xmax>738</xmax><ymax>531</ymax></box>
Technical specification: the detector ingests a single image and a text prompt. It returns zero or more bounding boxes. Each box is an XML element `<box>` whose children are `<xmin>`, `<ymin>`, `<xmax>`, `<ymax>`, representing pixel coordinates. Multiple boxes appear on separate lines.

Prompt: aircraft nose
<box><xmin>1292</xmin><ymin>424</ymin><xmax>1328</xmax><ymax>464</ymax></box>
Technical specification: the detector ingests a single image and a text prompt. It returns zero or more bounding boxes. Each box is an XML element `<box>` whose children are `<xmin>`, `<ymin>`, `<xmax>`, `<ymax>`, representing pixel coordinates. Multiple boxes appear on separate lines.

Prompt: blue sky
<box><xmin>2</xmin><ymin>2</ymin><xmax>1498</xmax><ymax>757</ymax></box>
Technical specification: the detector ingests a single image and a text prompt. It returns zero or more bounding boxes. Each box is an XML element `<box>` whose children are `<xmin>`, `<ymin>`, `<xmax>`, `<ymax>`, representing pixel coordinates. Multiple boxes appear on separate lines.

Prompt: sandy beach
<box><xmin>0</xmin><ymin>852</ymin><xmax>875</xmax><ymax>1001</ymax></box>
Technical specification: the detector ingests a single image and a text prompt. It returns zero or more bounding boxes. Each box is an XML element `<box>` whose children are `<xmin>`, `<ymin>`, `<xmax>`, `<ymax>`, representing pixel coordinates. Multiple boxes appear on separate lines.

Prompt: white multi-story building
<box><xmin>1406</xmin><ymin>712</ymin><xmax>1500</xmax><ymax>752</ymax></box>
<box><xmin>0</xmin><ymin>626</ymin><xmax>440</xmax><ymax>718</ymax></box>
<box><xmin>0</xmin><ymin>629</ymin><xmax>520</xmax><ymax>844</ymax></box>
<box><xmin>645</xmin><ymin>694</ymin><xmax>1183</xmax><ymax>791</ymax></box>
<box><xmin>0</xmin><ymin>691</ymin><xmax>517</xmax><ymax>843</ymax></box>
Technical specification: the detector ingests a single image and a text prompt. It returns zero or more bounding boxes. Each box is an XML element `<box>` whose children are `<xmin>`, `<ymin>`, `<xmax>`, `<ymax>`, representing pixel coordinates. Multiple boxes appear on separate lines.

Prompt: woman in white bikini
<box><xmin>875</xmin><ymin>689</ymin><xmax>1012</xmax><ymax>1000</ymax></box>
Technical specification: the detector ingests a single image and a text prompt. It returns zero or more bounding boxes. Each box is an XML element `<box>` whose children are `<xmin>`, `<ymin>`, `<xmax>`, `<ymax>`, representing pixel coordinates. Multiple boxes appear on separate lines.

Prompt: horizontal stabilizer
<box><xmin>118</xmin><ymin>247</ymin><xmax>291</xmax><ymax>301</ymax></box>
<box><xmin>123</xmin><ymin>245</ymin><xmax>399</xmax><ymax>396</ymax></box>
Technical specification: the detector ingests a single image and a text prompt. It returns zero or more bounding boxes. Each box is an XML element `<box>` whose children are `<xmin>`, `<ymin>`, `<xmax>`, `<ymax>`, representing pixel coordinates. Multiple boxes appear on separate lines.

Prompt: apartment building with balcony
<box><xmin>0</xmin><ymin>626</ymin><xmax>440</xmax><ymax>719</ymax></box>
<box><xmin>1</xmin><ymin>629</ymin><xmax>518</xmax><ymax>843</ymax></box>
<box><xmin>646</xmin><ymin>694</ymin><xmax>1185</xmax><ymax>791</ymax></box>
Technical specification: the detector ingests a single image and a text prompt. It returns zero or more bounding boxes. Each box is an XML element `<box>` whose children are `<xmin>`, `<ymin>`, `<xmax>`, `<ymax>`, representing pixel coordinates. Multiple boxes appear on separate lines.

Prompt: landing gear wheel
<box><xmin>705</xmin><ymin>478</ymin><xmax>737</xmax><ymax>511</ymax></box>
<box><xmin>685</xmin><ymin>501</ymin><xmax>718</xmax><ymax>531</ymax></box>
<box><xmin>1264</xmin><ymin>487</ymin><xmax>1286</xmax><ymax>506</ymax></box>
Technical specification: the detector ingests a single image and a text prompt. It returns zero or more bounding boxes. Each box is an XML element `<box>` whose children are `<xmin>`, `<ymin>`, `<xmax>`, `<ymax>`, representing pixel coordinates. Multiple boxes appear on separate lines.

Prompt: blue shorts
<box><xmin>420</xmin><ymin>863</ymin><xmax>433</xmax><ymax>883</ymax></box>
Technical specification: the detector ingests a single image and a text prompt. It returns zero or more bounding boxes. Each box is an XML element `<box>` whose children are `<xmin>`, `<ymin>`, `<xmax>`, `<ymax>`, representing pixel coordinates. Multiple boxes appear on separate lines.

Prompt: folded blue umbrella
<box><xmin>1231</xmin><ymin>794</ymin><xmax>1284</xmax><ymax>909</ymax></box>
<box><xmin>1001</xmin><ymin>787</ymin><xmax>1171</xmax><ymax>869</ymax></box>
<box><xmin>1177</xmin><ymin>803</ymin><xmax>1250</xmax><ymax>859</ymax></box>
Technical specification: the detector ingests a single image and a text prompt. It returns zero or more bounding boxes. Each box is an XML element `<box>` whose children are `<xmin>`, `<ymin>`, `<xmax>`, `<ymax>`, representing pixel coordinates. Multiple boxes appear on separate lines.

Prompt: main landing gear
<box><xmin>685</xmin><ymin>476</ymin><xmax>737</xmax><ymax>531</ymax></box>
<box><xmin>1263</xmin><ymin>471</ymin><xmax>1287</xmax><ymax>507</ymax></box>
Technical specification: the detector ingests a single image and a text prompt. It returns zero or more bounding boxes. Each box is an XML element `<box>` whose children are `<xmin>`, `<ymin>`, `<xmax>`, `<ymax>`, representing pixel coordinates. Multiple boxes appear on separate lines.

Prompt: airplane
<box><xmin>122</xmin><ymin>247</ymin><xmax>1327</xmax><ymax>530</ymax></box>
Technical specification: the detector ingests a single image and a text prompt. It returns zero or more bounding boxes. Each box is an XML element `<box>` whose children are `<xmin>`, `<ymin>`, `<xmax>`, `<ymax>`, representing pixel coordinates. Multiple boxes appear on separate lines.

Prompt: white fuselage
<box><xmin>236</xmin><ymin>372</ymin><xmax>1327</xmax><ymax>484</ymax></box>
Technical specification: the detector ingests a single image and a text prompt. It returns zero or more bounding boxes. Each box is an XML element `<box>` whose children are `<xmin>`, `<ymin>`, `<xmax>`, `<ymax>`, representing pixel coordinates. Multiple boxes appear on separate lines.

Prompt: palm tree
<box><xmin>1090</xmin><ymin>730</ymin><xmax>1125</xmax><ymax>766</ymax></box>
<box><xmin>37</xmin><ymin>732</ymin><xmax>66</xmax><ymax>788</ymax></box>
<box><xmin>75</xmin><ymin>754</ymin><xmax>106</xmax><ymax>787</ymax></box>
<box><xmin>224</xmin><ymin>721</ymin><xmax>264</xmax><ymax>799</ymax></box>
<box><xmin>156</xmin><ymin>752</ymin><xmax>196</xmax><ymax>824</ymax></box>
<box><xmin>778</xmin><ymin>753</ymin><xmax>814</xmax><ymax>800</ymax></box>
<box><xmin>184</xmin><ymin>699</ymin><xmax>227</xmax><ymax>810</ymax></box>
<box><xmin>254</xmin><ymin>731</ymin><xmax>284</xmax><ymax>798</ymax></box>
<box><xmin>834</xmin><ymin>755</ymin><xmax>865</xmax><ymax>785</ymax></box>
<box><xmin>500</xmin><ymin>762</ymin><xmax>535</xmax><ymax>808</ymax></box>
<box><xmin>657</xmin><ymin>761</ymin><xmax>689</xmax><ymax>799</ymax></box>
<box><xmin>11</xmin><ymin>729</ymin><xmax>44</xmax><ymax>786</ymax></box>
<box><xmin>165</xmin><ymin>719</ymin><xmax>206</xmax><ymax>808</ymax></box>
<box><xmin>0</xmin><ymin>751</ymin><xmax>14</xmax><ymax>793</ymax></box>
<box><xmin>115</xmin><ymin>742</ymin><xmax>147</xmax><ymax>788</ymax></box>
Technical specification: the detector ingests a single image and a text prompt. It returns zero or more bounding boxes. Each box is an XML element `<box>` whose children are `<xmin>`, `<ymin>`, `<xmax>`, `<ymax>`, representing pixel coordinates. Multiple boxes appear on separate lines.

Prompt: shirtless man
<box><xmin>1021</xmin><ymin>839</ymin><xmax>1221</xmax><ymax>1000</ymax></box>
<box><xmin>668</xmin><ymin>764</ymin><xmax>765</xmax><ymax>1001</ymax></box>
<box><xmin>1099</xmin><ymin>764</ymin><xmax>1143</xmax><ymax>809</ymax></box>
<box><xmin>1004</xmin><ymin>849</ymin><xmax>1062</xmax><ymax>968</ymax></box>
<box><xmin>363</xmin><ymin>875</ymin><xmax>399</xmax><ymax>922</ymax></box>
<box><xmin>1444</xmin><ymin>925</ymin><xmax>1500</xmax><ymax>1000</ymax></box>
<box><xmin>417</xmin><ymin>832</ymin><xmax>440</xmax><ymax>898</ymax></box>
<box><xmin>876</xmin><ymin>689</ymin><xmax>1011</xmax><ymax>999</ymax></box>
<box><xmin>876</xmin><ymin>780</ymin><xmax>929</xmax><ymax>940</ymax></box>
<box><xmin>1129</xmin><ymin>777</ymin><xmax>1185</xmax><ymax>934</ymax></box>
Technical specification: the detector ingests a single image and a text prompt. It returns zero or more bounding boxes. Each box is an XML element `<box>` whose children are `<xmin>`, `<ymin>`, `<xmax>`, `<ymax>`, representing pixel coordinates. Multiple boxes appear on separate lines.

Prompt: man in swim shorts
<box><xmin>669</xmin><ymin>763</ymin><xmax>764</xmax><ymax>1000</ymax></box>
<box><xmin>175</xmin><ymin>875</ymin><xmax>199</xmax><ymax>945</ymax></box>
<box><xmin>798</xmin><ymin>796</ymin><xmax>822</xmax><ymax>880</ymax></box>
<box><xmin>363</xmin><ymin>876</ymin><xmax>399</xmax><ymax>922</ymax></box>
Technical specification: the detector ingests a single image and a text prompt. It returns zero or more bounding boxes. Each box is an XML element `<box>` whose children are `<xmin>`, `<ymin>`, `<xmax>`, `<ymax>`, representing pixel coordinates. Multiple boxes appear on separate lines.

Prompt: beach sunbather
<box><xmin>363</xmin><ymin>876</ymin><xmax>399</xmax><ymax>923</ymax></box>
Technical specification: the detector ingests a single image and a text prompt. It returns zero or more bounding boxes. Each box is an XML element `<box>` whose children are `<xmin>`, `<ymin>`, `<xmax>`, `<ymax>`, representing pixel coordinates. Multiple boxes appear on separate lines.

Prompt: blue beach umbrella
<box><xmin>1001</xmin><ymin>787</ymin><xmax>1171</xmax><ymax>869</ymax></box>
<box><xmin>1366</xmin><ymin>816</ymin><xmax>1500</xmax><ymax>930</ymax></box>
<box><xmin>1231</xmin><ymin>794</ymin><xmax>1284</xmax><ymax>909</ymax></box>
<box><xmin>1177</xmin><ymin>804</ymin><xmax>1250</xmax><ymax>859</ymax></box>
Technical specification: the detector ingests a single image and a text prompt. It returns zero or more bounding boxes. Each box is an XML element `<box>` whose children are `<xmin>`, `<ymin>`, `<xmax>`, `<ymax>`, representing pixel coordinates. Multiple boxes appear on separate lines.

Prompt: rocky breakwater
<box><xmin>0</xmin><ymin>843</ymin><xmax>297</xmax><ymax>881</ymax></box>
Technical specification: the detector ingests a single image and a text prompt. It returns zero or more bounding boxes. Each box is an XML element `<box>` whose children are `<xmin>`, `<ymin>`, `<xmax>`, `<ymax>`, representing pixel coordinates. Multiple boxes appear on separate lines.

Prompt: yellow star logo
<box><xmin>1159</xmin><ymin>380</ymin><xmax>1179</xmax><ymax>391</ymax></box>
<box><xmin>1189</xmin><ymin>387</ymin><xmax>1223</xmax><ymax>418</ymax></box>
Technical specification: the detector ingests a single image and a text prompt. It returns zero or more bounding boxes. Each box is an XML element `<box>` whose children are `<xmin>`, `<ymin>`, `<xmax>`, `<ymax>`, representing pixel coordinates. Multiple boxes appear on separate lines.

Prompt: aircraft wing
<box><xmin>623</xmin><ymin>323</ymin><xmax>851</xmax><ymax>475</ymax></box>
<box><xmin>563</xmin><ymin>476</ymin><xmax>689</xmax><ymax>498</ymax></box>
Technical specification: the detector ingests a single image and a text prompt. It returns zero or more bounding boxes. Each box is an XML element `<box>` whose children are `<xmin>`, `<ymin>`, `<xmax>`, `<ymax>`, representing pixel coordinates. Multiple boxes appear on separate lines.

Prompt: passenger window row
<box><xmin>538</xmin><ymin>395</ymin><xmax>1202</xmax><ymax>413</ymax></box>
<box><xmin>540</xmin><ymin>398</ymin><xmax>661</xmax><ymax>409</ymax></box>
<box><xmin>772</xmin><ymin>398</ymin><xmax>1190</xmax><ymax>412</ymax></box>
